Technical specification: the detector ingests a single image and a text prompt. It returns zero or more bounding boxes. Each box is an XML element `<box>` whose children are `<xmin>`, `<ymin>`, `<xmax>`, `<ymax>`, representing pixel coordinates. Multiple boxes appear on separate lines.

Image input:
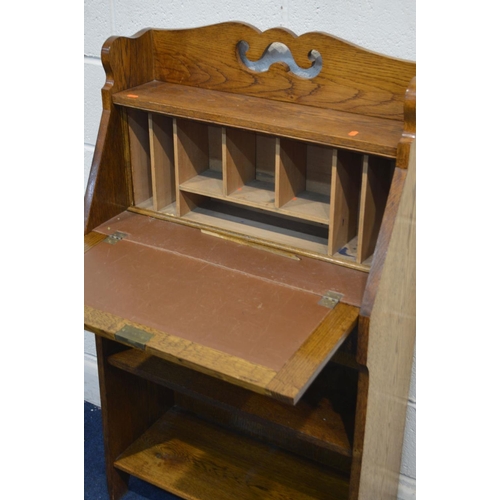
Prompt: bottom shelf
<box><xmin>115</xmin><ymin>408</ymin><xmax>350</xmax><ymax>500</ymax></box>
<box><xmin>108</xmin><ymin>348</ymin><xmax>357</xmax><ymax>462</ymax></box>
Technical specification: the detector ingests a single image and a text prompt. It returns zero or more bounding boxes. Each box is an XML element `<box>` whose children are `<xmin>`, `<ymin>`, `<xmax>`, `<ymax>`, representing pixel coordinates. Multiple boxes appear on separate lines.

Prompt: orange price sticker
<box><xmin>127</xmin><ymin>94</ymin><xmax>139</xmax><ymax>98</ymax></box>
<box><xmin>348</xmin><ymin>130</ymin><xmax>359</xmax><ymax>137</ymax></box>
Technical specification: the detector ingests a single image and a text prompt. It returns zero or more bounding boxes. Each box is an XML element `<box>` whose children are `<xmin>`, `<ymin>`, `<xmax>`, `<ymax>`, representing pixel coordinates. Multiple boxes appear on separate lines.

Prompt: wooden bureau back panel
<box><xmin>150</xmin><ymin>22</ymin><xmax>415</xmax><ymax>121</ymax></box>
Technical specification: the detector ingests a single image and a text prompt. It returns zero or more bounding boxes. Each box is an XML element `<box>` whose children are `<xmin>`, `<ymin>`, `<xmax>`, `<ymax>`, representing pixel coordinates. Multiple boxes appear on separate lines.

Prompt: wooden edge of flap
<box><xmin>266</xmin><ymin>303</ymin><xmax>359</xmax><ymax>404</ymax></box>
<box><xmin>84</xmin><ymin>232</ymin><xmax>107</xmax><ymax>253</ymax></box>
<box><xmin>85</xmin><ymin>303</ymin><xmax>359</xmax><ymax>405</ymax></box>
<box><xmin>84</xmin><ymin>305</ymin><xmax>277</xmax><ymax>396</ymax></box>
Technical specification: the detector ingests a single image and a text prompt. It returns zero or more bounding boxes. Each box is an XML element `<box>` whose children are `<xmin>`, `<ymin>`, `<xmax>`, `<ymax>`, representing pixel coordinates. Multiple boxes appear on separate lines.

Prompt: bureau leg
<box><xmin>95</xmin><ymin>336</ymin><xmax>175</xmax><ymax>500</ymax></box>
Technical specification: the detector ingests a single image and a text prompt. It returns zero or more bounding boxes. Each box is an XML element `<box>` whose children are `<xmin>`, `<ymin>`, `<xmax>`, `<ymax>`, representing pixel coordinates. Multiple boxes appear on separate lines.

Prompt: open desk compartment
<box><xmin>108</xmin><ymin>348</ymin><xmax>358</xmax><ymax>500</ymax></box>
<box><xmin>125</xmin><ymin>111</ymin><xmax>395</xmax><ymax>267</ymax></box>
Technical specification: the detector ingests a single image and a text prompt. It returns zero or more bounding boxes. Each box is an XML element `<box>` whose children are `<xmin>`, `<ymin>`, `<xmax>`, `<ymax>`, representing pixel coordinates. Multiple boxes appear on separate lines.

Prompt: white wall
<box><xmin>84</xmin><ymin>3</ymin><xmax>416</xmax><ymax>498</ymax></box>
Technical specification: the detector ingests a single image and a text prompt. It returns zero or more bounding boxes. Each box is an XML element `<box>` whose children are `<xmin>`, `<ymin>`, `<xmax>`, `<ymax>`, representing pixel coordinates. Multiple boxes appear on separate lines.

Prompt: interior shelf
<box><xmin>108</xmin><ymin>349</ymin><xmax>357</xmax><ymax>459</ymax></box>
<box><xmin>179</xmin><ymin>196</ymin><xmax>330</xmax><ymax>256</ymax></box>
<box><xmin>179</xmin><ymin>169</ymin><xmax>224</xmax><ymax>197</ymax></box>
<box><xmin>114</xmin><ymin>407</ymin><xmax>350</xmax><ymax>500</ymax></box>
<box><xmin>227</xmin><ymin>179</ymin><xmax>275</xmax><ymax>209</ymax></box>
<box><xmin>114</xmin><ymin>81</ymin><xmax>403</xmax><ymax>158</ymax></box>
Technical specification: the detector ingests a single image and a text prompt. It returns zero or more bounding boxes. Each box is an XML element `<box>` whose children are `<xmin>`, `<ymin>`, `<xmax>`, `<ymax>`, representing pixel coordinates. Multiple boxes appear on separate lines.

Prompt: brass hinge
<box><xmin>104</xmin><ymin>231</ymin><xmax>127</xmax><ymax>245</ymax></box>
<box><xmin>115</xmin><ymin>325</ymin><xmax>153</xmax><ymax>350</ymax></box>
<box><xmin>318</xmin><ymin>291</ymin><xmax>343</xmax><ymax>309</ymax></box>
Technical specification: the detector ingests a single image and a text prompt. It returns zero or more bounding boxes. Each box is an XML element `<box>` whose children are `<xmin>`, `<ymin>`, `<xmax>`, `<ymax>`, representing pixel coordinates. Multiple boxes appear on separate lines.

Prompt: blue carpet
<box><xmin>84</xmin><ymin>402</ymin><xmax>181</xmax><ymax>500</ymax></box>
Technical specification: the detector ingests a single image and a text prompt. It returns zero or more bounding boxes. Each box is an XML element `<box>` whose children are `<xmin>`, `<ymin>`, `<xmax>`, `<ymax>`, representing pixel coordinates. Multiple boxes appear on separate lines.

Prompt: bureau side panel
<box><xmin>356</xmin><ymin>141</ymin><xmax>416</xmax><ymax>499</ymax></box>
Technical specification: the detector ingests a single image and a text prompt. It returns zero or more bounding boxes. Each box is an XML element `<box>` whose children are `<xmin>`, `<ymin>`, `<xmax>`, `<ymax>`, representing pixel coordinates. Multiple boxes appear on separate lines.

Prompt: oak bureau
<box><xmin>84</xmin><ymin>22</ymin><xmax>416</xmax><ymax>500</ymax></box>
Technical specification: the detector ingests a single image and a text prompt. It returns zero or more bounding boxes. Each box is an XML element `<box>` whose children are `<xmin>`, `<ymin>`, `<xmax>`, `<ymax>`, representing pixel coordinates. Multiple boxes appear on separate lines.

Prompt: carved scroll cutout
<box><xmin>238</xmin><ymin>41</ymin><xmax>322</xmax><ymax>79</ymax></box>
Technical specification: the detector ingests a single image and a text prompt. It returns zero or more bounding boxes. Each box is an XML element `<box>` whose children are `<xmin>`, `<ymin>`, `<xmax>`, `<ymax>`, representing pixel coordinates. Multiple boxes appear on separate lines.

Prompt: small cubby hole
<box><xmin>225</xmin><ymin>129</ymin><xmax>276</xmax><ymax>209</ymax></box>
<box><xmin>355</xmin><ymin>155</ymin><xmax>395</xmax><ymax>264</ymax></box>
<box><xmin>128</xmin><ymin>109</ymin><xmax>176</xmax><ymax>214</ymax></box>
<box><xmin>277</xmin><ymin>140</ymin><xmax>334</xmax><ymax>225</ymax></box>
<box><xmin>328</xmin><ymin>152</ymin><xmax>395</xmax><ymax>264</ymax></box>
<box><xmin>175</xmin><ymin>118</ymin><xmax>224</xmax><ymax>198</ymax></box>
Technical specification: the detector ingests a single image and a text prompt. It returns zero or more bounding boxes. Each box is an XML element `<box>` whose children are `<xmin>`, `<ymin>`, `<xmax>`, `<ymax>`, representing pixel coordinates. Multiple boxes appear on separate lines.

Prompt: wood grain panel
<box><xmin>354</xmin><ymin>141</ymin><xmax>416</xmax><ymax>500</ymax></box>
<box><xmin>150</xmin><ymin>23</ymin><xmax>415</xmax><ymax>120</ymax></box>
<box><xmin>84</xmin><ymin>109</ymin><xmax>131</xmax><ymax>234</ymax></box>
<box><xmin>100</xmin><ymin>28</ymin><xmax>154</xmax><ymax>110</ymax></box>
<box><xmin>85</xmin><ymin>28</ymin><xmax>154</xmax><ymax>233</ymax></box>
<box><xmin>114</xmin><ymin>82</ymin><xmax>405</xmax><ymax>158</ymax></box>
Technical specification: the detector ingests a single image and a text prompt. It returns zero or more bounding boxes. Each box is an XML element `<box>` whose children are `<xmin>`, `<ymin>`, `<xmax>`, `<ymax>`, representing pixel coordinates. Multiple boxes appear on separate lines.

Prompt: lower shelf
<box><xmin>115</xmin><ymin>407</ymin><xmax>350</xmax><ymax>500</ymax></box>
<box><xmin>108</xmin><ymin>349</ymin><xmax>357</xmax><ymax>460</ymax></box>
